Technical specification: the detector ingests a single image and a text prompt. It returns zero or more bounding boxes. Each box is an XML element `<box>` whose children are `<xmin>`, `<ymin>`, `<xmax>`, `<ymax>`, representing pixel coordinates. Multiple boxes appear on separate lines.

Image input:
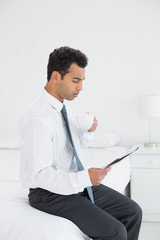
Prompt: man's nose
<box><xmin>76</xmin><ymin>82</ymin><xmax>83</xmax><ymax>91</ymax></box>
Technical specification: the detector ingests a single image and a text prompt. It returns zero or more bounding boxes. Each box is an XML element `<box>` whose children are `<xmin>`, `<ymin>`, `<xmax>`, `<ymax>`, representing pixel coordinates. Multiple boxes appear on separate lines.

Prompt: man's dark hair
<box><xmin>47</xmin><ymin>46</ymin><xmax>88</xmax><ymax>81</ymax></box>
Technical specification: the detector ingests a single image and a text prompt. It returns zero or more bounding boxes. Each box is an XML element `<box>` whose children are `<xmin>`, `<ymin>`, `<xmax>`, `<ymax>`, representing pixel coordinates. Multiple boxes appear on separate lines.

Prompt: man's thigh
<box><xmin>29</xmin><ymin>188</ymin><xmax>127</xmax><ymax>240</ymax></box>
<box><xmin>59</xmin><ymin>193</ymin><xmax>126</xmax><ymax>239</ymax></box>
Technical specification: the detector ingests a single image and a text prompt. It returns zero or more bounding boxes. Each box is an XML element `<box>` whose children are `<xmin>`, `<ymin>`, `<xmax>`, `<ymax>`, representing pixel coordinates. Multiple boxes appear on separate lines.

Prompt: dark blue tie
<box><xmin>61</xmin><ymin>104</ymin><xmax>94</xmax><ymax>203</ymax></box>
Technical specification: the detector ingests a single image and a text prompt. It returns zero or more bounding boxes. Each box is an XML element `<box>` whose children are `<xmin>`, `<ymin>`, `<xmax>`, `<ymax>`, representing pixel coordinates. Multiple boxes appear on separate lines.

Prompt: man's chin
<box><xmin>65</xmin><ymin>96</ymin><xmax>75</xmax><ymax>101</ymax></box>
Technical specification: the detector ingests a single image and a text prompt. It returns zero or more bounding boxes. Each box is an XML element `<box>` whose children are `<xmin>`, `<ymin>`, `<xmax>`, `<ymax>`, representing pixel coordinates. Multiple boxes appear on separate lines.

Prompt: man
<box><xmin>19</xmin><ymin>46</ymin><xmax>142</xmax><ymax>240</ymax></box>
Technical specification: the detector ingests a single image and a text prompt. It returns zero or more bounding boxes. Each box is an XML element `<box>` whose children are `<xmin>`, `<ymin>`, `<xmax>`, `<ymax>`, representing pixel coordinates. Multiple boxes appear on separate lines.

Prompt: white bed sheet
<box><xmin>0</xmin><ymin>182</ymin><xmax>89</xmax><ymax>240</ymax></box>
<box><xmin>0</xmin><ymin>147</ymin><xmax>130</xmax><ymax>240</ymax></box>
<box><xmin>81</xmin><ymin>146</ymin><xmax>131</xmax><ymax>193</ymax></box>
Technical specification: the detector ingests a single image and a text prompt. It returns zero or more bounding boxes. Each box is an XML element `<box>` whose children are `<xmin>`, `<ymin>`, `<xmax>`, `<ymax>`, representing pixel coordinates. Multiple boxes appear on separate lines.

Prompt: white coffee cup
<box><xmin>76</xmin><ymin>113</ymin><xmax>94</xmax><ymax>131</ymax></box>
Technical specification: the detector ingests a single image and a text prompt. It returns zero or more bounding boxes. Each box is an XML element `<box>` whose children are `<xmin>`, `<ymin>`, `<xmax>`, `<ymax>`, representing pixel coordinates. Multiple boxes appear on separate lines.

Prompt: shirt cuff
<box><xmin>77</xmin><ymin>169</ymin><xmax>93</xmax><ymax>189</ymax></box>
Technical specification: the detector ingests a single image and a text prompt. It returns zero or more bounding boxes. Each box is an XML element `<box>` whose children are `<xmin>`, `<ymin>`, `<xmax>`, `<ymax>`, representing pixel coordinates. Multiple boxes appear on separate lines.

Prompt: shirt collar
<box><xmin>42</xmin><ymin>88</ymin><xmax>63</xmax><ymax>113</ymax></box>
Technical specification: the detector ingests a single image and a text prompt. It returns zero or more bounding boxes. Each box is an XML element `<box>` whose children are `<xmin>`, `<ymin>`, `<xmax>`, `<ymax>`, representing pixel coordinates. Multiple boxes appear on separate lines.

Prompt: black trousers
<box><xmin>29</xmin><ymin>184</ymin><xmax>142</xmax><ymax>240</ymax></box>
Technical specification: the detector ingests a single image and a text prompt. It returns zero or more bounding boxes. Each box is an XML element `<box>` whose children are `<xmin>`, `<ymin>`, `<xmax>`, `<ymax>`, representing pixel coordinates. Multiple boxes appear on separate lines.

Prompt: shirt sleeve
<box><xmin>33</xmin><ymin>168</ymin><xmax>92</xmax><ymax>195</ymax></box>
<box><xmin>20</xmin><ymin>118</ymin><xmax>92</xmax><ymax>195</ymax></box>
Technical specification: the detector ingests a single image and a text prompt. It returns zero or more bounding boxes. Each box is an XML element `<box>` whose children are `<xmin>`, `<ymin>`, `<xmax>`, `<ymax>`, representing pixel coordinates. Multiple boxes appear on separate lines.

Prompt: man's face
<box><xmin>56</xmin><ymin>63</ymin><xmax>85</xmax><ymax>102</ymax></box>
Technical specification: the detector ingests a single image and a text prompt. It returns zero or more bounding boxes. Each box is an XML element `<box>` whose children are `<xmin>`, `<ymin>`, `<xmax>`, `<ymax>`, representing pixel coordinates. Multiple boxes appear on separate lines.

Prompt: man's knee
<box><xmin>132</xmin><ymin>200</ymin><xmax>143</xmax><ymax>222</ymax></box>
<box><xmin>116</xmin><ymin>222</ymin><xmax>127</xmax><ymax>240</ymax></box>
<box><xmin>102</xmin><ymin>221</ymin><xmax>127</xmax><ymax>240</ymax></box>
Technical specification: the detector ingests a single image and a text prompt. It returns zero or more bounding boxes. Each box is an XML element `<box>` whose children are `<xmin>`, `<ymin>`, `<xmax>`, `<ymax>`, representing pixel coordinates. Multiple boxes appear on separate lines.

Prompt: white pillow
<box><xmin>0</xmin><ymin>134</ymin><xmax>20</xmax><ymax>149</ymax></box>
<box><xmin>89</xmin><ymin>131</ymin><xmax>120</xmax><ymax>148</ymax></box>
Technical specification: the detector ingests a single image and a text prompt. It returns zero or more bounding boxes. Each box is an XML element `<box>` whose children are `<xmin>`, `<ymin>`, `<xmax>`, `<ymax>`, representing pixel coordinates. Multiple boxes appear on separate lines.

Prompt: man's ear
<box><xmin>50</xmin><ymin>71</ymin><xmax>61</xmax><ymax>83</ymax></box>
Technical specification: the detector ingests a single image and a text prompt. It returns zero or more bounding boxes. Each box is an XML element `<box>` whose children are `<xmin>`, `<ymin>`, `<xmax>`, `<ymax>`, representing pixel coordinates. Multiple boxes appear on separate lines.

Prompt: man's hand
<box><xmin>88</xmin><ymin>167</ymin><xmax>111</xmax><ymax>186</ymax></box>
<box><xmin>88</xmin><ymin>117</ymin><xmax>98</xmax><ymax>132</ymax></box>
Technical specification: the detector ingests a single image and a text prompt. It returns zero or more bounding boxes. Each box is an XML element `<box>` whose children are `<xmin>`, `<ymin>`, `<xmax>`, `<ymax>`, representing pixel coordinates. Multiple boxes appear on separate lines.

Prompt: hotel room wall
<box><xmin>0</xmin><ymin>0</ymin><xmax>160</xmax><ymax>147</ymax></box>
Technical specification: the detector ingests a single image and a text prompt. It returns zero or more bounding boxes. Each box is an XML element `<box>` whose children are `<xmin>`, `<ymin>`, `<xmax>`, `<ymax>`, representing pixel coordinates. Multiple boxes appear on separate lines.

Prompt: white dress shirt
<box><xmin>19</xmin><ymin>89</ymin><xmax>93</xmax><ymax>195</ymax></box>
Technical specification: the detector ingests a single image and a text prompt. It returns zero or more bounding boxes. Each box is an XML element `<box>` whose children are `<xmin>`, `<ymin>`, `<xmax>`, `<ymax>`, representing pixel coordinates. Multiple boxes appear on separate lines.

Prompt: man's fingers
<box><xmin>88</xmin><ymin>117</ymin><xmax>98</xmax><ymax>132</ymax></box>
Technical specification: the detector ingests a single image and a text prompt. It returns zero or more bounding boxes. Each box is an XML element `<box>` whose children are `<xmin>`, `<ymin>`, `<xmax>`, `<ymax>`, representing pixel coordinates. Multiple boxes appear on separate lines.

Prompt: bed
<box><xmin>0</xmin><ymin>133</ymin><xmax>131</xmax><ymax>240</ymax></box>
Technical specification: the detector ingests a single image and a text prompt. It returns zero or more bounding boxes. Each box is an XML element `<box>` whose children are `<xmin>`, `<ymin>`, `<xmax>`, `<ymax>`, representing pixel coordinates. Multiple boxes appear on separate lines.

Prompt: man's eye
<box><xmin>73</xmin><ymin>80</ymin><xmax>78</xmax><ymax>83</ymax></box>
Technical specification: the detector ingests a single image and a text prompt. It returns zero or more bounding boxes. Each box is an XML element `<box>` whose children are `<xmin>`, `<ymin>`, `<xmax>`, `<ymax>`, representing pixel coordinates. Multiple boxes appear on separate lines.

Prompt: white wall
<box><xmin>0</xmin><ymin>0</ymin><xmax>160</xmax><ymax>147</ymax></box>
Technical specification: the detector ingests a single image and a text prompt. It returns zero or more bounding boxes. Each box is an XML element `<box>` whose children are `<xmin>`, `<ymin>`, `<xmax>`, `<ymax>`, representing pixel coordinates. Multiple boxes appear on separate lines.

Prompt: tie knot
<box><xmin>61</xmin><ymin>104</ymin><xmax>68</xmax><ymax>122</ymax></box>
<box><xmin>61</xmin><ymin>104</ymin><xmax>66</xmax><ymax>113</ymax></box>
<box><xmin>61</xmin><ymin>104</ymin><xmax>67</xmax><ymax>116</ymax></box>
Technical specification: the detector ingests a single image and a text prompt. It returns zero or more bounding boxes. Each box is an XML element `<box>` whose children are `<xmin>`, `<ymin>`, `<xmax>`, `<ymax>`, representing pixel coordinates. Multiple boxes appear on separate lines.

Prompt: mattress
<box><xmin>0</xmin><ymin>147</ymin><xmax>130</xmax><ymax>240</ymax></box>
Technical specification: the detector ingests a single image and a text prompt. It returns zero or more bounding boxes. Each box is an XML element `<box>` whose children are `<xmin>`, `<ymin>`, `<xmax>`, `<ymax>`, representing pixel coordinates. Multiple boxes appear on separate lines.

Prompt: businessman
<box><xmin>19</xmin><ymin>46</ymin><xmax>142</xmax><ymax>240</ymax></box>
